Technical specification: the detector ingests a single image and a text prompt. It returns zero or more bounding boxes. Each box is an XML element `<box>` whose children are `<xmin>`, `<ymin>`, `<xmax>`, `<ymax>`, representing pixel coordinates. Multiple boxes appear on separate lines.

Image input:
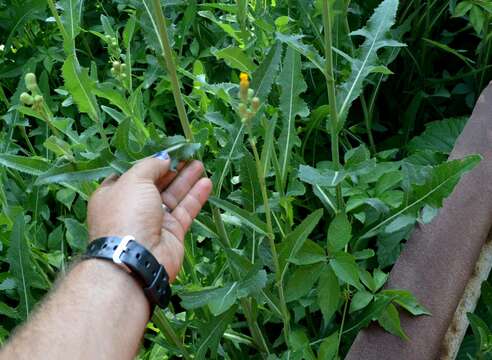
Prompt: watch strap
<box><xmin>83</xmin><ymin>236</ymin><xmax>171</xmax><ymax>309</ymax></box>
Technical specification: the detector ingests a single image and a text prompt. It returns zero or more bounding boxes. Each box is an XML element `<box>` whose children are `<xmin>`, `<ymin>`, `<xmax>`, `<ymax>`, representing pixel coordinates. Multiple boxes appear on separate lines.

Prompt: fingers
<box><xmin>100</xmin><ymin>174</ymin><xmax>119</xmax><ymax>187</ymax></box>
<box><xmin>161</xmin><ymin>161</ymin><xmax>205</xmax><ymax>209</ymax></box>
<box><xmin>157</xmin><ymin>161</ymin><xmax>186</xmax><ymax>191</ymax></box>
<box><xmin>171</xmin><ymin>178</ymin><xmax>213</xmax><ymax>236</ymax></box>
<box><xmin>122</xmin><ymin>152</ymin><xmax>171</xmax><ymax>189</ymax></box>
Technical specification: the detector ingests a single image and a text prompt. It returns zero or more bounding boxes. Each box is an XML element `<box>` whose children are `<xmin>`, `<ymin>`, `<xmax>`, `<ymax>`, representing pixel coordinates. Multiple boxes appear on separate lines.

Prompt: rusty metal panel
<box><xmin>346</xmin><ymin>83</ymin><xmax>492</xmax><ymax>360</ymax></box>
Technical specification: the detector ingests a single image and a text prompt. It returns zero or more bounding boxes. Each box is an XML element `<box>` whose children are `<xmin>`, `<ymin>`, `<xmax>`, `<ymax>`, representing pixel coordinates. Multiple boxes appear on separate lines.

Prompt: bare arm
<box><xmin>0</xmin><ymin>154</ymin><xmax>212</xmax><ymax>360</ymax></box>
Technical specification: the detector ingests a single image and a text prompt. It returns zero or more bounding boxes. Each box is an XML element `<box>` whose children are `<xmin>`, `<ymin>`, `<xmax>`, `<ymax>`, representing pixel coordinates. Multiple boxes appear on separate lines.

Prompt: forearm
<box><xmin>1</xmin><ymin>259</ymin><xmax>150</xmax><ymax>360</ymax></box>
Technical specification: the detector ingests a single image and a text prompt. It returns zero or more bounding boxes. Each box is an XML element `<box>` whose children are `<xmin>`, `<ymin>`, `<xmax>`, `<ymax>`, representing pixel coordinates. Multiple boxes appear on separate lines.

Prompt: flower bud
<box><xmin>252</xmin><ymin>97</ymin><xmax>260</xmax><ymax>111</ymax></box>
<box><xmin>239</xmin><ymin>72</ymin><xmax>250</xmax><ymax>103</ymax></box>
<box><xmin>20</xmin><ymin>92</ymin><xmax>34</xmax><ymax>106</ymax></box>
<box><xmin>111</xmin><ymin>40</ymin><xmax>118</xmax><ymax>47</ymax></box>
<box><xmin>120</xmin><ymin>64</ymin><xmax>127</xmax><ymax>72</ymax></box>
<box><xmin>238</xmin><ymin>103</ymin><xmax>247</xmax><ymax>117</ymax></box>
<box><xmin>105</xmin><ymin>35</ymin><xmax>112</xmax><ymax>41</ymax></box>
<box><xmin>25</xmin><ymin>73</ymin><xmax>37</xmax><ymax>91</ymax></box>
<box><xmin>112</xmin><ymin>61</ymin><xmax>121</xmax><ymax>70</ymax></box>
<box><xmin>247</xmin><ymin>88</ymin><xmax>254</xmax><ymax>99</ymax></box>
<box><xmin>33</xmin><ymin>95</ymin><xmax>44</xmax><ymax>104</ymax></box>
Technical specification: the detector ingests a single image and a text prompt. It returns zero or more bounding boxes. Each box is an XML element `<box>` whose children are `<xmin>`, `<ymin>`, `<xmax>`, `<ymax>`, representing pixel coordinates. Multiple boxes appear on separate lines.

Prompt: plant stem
<box><xmin>249</xmin><ymin>135</ymin><xmax>291</xmax><ymax>344</ymax></box>
<box><xmin>335</xmin><ymin>293</ymin><xmax>349</xmax><ymax>359</ymax></box>
<box><xmin>46</xmin><ymin>0</ymin><xmax>69</xmax><ymax>44</ymax></box>
<box><xmin>360</xmin><ymin>96</ymin><xmax>376</xmax><ymax>154</ymax></box>
<box><xmin>153</xmin><ymin>310</ymin><xmax>192</xmax><ymax>360</ymax></box>
<box><xmin>149</xmin><ymin>0</ymin><xmax>193</xmax><ymax>141</ymax></box>
<box><xmin>322</xmin><ymin>0</ymin><xmax>343</xmax><ymax>211</ymax></box>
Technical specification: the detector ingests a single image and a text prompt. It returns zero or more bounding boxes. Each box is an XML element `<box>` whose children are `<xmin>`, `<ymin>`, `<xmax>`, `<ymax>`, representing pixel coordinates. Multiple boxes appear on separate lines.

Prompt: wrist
<box><xmin>74</xmin><ymin>259</ymin><xmax>152</xmax><ymax>319</ymax></box>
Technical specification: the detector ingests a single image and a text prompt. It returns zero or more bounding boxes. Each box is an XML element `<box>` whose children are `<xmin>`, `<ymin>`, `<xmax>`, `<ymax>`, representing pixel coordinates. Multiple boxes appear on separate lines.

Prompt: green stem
<box><xmin>153</xmin><ymin>310</ymin><xmax>192</xmax><ymax>360</ymax></box>
<box><xmin>240</xmin><ymin>298</ymin><xmax>270</xmax><ymax>356</ymax></box>
<box><xmin>322</xmin><ymin>0</ymin><xmax>343</xmax><ymax>211</ymax></box>
<box><xmin>46</xmin><ymin>0</ymin><xmax>69</xmax><ymax>44</ymax></box>
<box><xmin>149</xmin><ymin>0</ymin><xmax>193</xmax><ymax>141</ymax></box>
<box><xmin>335</xmin><ymin>292</ymin><xmax>349</xmax><ymax>359</ymax></box>
<box><xmin>360</xmin><ymin>96</ymin><xmax>376</xmax><ymax>154</ymax></box>
<box><xmin>249</xmin><ymin>136</ymin><xmax>290</xmax><ymax>344</ymax></box>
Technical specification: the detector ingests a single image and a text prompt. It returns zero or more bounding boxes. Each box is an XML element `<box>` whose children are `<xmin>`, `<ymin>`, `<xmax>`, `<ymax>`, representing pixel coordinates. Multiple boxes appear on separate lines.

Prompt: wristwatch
<box><xmin>83</xmin><ymin>235</ymin><xmax>172</xmax><ymax>309</ymax></box>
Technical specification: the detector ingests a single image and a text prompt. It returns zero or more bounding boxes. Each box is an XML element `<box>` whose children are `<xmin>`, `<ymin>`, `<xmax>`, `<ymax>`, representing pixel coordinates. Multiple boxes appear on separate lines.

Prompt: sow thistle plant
<box><xmin>0</xmin><ymin>0</ymin><xmax>485</xmax><ymax>359</ymax></box>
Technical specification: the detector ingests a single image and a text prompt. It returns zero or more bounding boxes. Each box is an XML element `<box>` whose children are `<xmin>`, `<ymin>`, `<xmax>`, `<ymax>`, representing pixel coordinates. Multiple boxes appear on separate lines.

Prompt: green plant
<box><xmin>0</xmin><ymin>0</ymin><xmax>488</xmax><ymax>358</ymax></box>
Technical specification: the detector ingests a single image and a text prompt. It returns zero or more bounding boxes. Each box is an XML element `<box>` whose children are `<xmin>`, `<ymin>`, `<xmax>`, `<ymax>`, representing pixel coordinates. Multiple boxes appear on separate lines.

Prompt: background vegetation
<box><xmin>0</xmin><ymin>0</ymin><xmax>491</xmax><ymax>359</ymax></box>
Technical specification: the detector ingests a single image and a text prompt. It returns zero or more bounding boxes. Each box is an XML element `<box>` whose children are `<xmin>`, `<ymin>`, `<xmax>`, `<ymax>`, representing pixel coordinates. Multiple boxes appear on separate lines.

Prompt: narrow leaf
<box><xmin>0</xmin><ymin>154</ymin><xmax>49</xmax><ymax>176</ymax></box>
<box><xmin>208</xmin><ymin>197</ymin><xmax>268</xmax><ymax>236</ymax></box>
<box><xmin>62</xmin><ymin>55</ymin><xmax>100</xmax><ymax>122</ymax></box>
<box><xmin>252</xmin><ymin>41</ymin><xmax>282</xmax><ymax>100</ymax></box>
<box><xmin>278</xmin><ymin>46</ymin><xmax>309</xmax><ymax>189</ymax></box>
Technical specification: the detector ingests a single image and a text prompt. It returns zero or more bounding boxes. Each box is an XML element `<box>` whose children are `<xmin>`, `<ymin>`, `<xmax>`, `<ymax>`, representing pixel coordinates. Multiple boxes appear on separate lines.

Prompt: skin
<box><xmin>0</xmin><ymin>155</ymin><xmax>212</xmax><ymax>360</ymax></box>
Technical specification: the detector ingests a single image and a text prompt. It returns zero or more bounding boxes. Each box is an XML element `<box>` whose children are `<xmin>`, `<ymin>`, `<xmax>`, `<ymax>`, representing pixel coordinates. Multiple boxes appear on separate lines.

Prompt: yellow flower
<box><xmin>240</xmin><ymin>72</ymin><xmax>249</xmax><ymax>102</ymax></box>
<box><xmin>240</xmin><ymin>72</ymin><xmax>249</xmax><ymax>82</ymax></box>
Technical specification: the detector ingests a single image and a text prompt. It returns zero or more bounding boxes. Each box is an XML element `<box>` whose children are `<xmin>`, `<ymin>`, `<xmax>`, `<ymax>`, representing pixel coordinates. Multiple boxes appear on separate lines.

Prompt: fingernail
<box><xmin>153</xmin><ymin>150</ymin><xmax>169</xmax><ymax>160</ymax></box>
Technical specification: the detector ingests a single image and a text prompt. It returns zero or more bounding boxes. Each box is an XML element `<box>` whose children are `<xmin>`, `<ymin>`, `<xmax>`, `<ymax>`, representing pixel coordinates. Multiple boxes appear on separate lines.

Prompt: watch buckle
<box><xmin>112</xmin><ymin>235</ymin><xmax>134</xmax><ymax>265</ymax></box>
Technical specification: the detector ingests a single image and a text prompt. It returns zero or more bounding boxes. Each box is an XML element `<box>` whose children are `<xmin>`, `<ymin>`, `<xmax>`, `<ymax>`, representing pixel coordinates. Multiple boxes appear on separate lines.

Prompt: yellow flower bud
<box><xmin>240</xmin><ymin>72</ymin><xmax>250</xmax><ymax>103</ymax></box>
<box><xmin>25</xmin><ymin>73</ymin><xmax>37</xmax><ymax>91</ymax></box>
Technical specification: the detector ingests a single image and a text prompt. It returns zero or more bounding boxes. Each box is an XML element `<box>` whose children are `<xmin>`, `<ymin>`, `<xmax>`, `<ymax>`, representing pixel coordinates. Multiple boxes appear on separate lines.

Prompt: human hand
<box><xmin>87</xmin><ymin>152</ymin><xmax>212</xmax><ymax>281</ymax></box>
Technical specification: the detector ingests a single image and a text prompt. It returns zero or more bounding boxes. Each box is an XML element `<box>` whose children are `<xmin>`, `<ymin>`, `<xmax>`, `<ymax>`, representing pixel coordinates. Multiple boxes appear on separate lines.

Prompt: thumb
<box><xmin>124</xmin><ymin>151</ymin><xmax>171</xmax><ymax>186</ymax></box>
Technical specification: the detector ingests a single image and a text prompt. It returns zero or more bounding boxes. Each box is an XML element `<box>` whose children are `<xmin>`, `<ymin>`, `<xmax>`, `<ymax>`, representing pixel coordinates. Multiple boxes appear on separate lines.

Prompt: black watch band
<box><xmin>83</xmin><ymin>236</ymin><xmax>171</xmax><ymax>309</ymax></box>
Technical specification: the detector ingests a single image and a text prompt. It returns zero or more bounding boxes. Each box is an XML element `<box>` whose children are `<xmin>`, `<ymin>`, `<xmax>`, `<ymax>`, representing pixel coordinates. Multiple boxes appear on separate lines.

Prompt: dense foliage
<box><xmin>0</xmin><ymin>0</ymin><xmax>491</xmax><ymax>359</ymax></box>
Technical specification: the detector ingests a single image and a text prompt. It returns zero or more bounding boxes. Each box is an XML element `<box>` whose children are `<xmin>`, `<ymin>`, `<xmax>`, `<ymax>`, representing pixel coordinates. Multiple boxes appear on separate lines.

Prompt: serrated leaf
<box><xmin>362</xmin><ymin>155</ymin><xmax>481</xmax><ymax>239</ymax></box>
<box><xmin>60</xmin><ymin>0</ymin><xmax>83</xmax><ymax>54</ymax></box>
<box><xmin>278</xmin><ymin>46</ymin><xmax>309</xmax><ymax>190</ymax></box>
<box><xmin>197</xmin><ymin>10</ymin><xmax>243</xmax><ymax>45</ymax></box>
<box><xmin>36</xmin><ymin>158</ymin><xmax>114</xmax><ymax>185</ymax></box>
<box><xmin>62</xmin><ymin>55</ymin><xmax>100</xmax><ymax>122</ymax></box>
<box><xmin>276</xmin><ymin>32</ymin><xmax>324</xmax><ymax>72</ymax></box>
<box><xmin>337</xmin><ymin>0</ymin><xmax>405</xmax><ymax>128</ymax></box>
<box><xmin>252</xmin><ymin>41</ymin><xmax>283</xmax><ymax>100</ymax></box>
<box><xmin>0</xmin><ymin>154</ymin><xmax>49</xmax><ymax>175</ymax></box>
<box><xmin>213</xmin><ymin>122</ymin><xmax>245</xmax><ymax>196</ymax></box>
<box><xmin>7</xmin><ymin>214</ymin><xmax>35</xmax><ymax>319</ymax></box>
